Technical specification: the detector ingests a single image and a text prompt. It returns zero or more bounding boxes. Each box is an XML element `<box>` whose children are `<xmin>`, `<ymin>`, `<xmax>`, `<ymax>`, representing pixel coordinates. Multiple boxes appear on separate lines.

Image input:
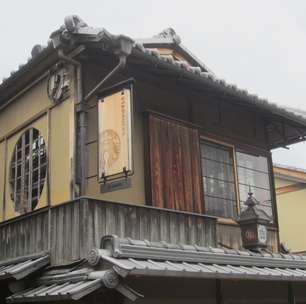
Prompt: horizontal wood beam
<box><xmin>276</xmin><ymin>183</ymin><xmax>306</xmax><ymax>195</ymax></box>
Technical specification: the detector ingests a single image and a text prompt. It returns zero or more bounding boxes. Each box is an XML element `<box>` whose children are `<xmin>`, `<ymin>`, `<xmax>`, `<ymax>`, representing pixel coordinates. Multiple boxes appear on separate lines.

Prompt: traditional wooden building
<box><xmin>1</xmin><ymin>15</ymin><xmax>306</xmax><ymax>303</ymax></box>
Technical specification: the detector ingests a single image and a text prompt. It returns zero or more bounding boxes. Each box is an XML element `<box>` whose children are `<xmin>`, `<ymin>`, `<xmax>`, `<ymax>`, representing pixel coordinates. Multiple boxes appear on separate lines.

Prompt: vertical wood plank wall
<box><xmin>0</xmin><ymin>210</ymin><xmax>49</xmax><ymax>259</ymax></box>
<box><xmin>148</xmin><ymin>114</ymin><xmax>204</xmax><ymax>213</ymax></box>
<box><xmin>0</xmin><ymin>198</ymin><xmax>217</xmax><ymax>264</ymax></box>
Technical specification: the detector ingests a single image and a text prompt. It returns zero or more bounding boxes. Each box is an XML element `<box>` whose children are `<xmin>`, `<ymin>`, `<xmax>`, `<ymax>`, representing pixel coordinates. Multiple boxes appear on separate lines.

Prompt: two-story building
<box><xmin>1</xmin><ymin>15</ymin><xmax>306</xmax><ymax>303</ymax></box>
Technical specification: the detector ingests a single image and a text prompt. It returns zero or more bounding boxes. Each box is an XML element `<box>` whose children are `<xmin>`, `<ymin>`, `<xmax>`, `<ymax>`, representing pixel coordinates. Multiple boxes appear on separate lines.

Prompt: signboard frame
<box><xmin>97</xmin><ymin>79</ymin><xmax>134</xmax><ymax>182</ymax></box>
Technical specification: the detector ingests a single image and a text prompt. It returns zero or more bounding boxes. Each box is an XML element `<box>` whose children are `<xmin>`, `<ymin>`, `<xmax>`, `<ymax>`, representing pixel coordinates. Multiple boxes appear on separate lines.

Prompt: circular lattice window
<box><xmin>10</xmin><ymin>128</ymin><xmax>47</xmax><ymax>214</ymax></box>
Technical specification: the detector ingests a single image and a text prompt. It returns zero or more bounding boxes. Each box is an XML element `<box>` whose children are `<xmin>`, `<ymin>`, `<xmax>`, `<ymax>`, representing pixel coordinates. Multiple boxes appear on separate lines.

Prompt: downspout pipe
<box><xmin>84</xmin><ymin>54</ymin><xmax>127</xmax><ymax>102</ymax></box>
<box><xmin>83</xmin><ymin>35</ymin><xmax>134</xmax><ymax>103</ymax></box>
<box><xmin>57</xmin><ymin>36</ymin><xmax>134</xmax><ymax>196</ymax></box>
<box><xmin>57</xmin><ymin>48</ymin><xmax>83</xmax><ymax>198</ymax></box>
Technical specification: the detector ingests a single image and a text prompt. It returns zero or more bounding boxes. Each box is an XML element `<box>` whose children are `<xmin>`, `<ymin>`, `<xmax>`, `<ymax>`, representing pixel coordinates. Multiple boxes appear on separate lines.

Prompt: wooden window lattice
<box><xmin>10</xmin><ymin>128</ymin><xmax>47</xmax><ymax>214</ymax></box>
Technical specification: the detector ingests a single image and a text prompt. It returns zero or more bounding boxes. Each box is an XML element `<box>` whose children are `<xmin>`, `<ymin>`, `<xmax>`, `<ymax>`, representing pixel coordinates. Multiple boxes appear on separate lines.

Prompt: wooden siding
<box><xmin>0</xmin><ymin>198</ymin><xmax>217</xmax><ymax>265</ymax></box>
<box><xmin>0</xmin><ymin>209</ymin><xmax>49</xmax><ymax>259</ymax></box>
<box><xmin>147</xmin><ymin>114</ymin><xmax>203</xmax><ymax>213</ymax></box>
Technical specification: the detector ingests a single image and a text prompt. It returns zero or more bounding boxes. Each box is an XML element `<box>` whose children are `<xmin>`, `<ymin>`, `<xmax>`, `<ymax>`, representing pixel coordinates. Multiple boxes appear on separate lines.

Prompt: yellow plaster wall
<box><xmin>49</xmin><ymin>99</ymin><xmax>74</xmax><ymax>205</ymax></box>
<box><xmin>85</xmin><ymin>106</ymin><xmax>146</xmax><ymax>204</ymax></box>
<box><xmin>274</xmin><ymin>177</ymin><xmax>294</xmax><ymax>188</ymax></box>
<box><xmin>0</xmin><ymin>76</ymin><xmax>75</xmax><ymax>221</ymax></box>
<box><xmin>275</xmin><ymin>177</ymin><xmax>306</xmax><ymax>252</ymax></box>
<box><xmin>0</xmin><ymin>141</ymin><xmax>6</xmax><ymax>221</ymax></box>
<box><xmin>0</xmin><ymin>79</ymin><xmax>50</xmax><ymax>138</ymax></box>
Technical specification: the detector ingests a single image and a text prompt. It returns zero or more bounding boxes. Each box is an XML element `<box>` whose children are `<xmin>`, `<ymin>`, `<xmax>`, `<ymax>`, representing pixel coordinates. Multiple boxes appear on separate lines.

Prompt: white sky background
<box><xmin>1</xmin><ymin>0</ymin><xmax>306</xmax><ymax>168</ymax></box>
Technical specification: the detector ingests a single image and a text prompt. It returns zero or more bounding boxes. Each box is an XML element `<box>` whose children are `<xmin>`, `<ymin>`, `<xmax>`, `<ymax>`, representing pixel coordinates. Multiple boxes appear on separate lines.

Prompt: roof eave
<box><xmin>0</xmin><ymin>45</ymin><xmax>56</xmax><ymax>106</ymax></box>
<box><xmin>131</xmin><ymin>46</ymin><xmax>306</xmax><ymax>147</ymax></box>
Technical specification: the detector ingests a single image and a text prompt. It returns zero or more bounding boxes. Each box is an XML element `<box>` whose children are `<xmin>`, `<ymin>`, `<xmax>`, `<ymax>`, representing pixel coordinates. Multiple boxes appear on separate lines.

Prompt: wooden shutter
<box><xmin>147</xmin><ymin>114</ymin><xmax>204</xmax><ymax>213</ymax></box>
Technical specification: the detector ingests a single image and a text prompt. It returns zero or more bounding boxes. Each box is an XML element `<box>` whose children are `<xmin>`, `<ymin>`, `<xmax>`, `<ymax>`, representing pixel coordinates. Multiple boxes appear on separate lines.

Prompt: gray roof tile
<box><xmin>0</xmin><ymin>253</ymin><xmax>50</xmax><ymax>281</ymax></box>
<box><xmin>1</xmin><ymin>15</ymin><xmax>306</xmax><ymax>140</ymax></box>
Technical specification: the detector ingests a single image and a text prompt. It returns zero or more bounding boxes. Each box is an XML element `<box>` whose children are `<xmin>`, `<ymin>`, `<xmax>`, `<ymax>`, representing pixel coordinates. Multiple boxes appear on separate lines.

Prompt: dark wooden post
<box><xmin>288</xmin><ymin>282</ymin><xmax>296</xmax><ymax>304</ymax></box>
<box><xmin>216</xmin><ymin>279</ymin><xmax>223</xmax><ymax>304</ymax></box>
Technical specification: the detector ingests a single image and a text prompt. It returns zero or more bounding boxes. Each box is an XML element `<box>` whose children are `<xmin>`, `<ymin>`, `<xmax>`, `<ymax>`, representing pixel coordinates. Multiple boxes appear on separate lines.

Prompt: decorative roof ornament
<box><xmin>50</xmin><ymin>15</ymin><xmax>107</xmax><ymax>48</ymax></box>
<box><xmin>155</xmin><ymin>28</ymin><xmax>181</xmax><ymax>44</ymax></box>
<box><xmin>31</xmin><ymin>45</ymin><xmax>44</xmax><ymax>58</ymax></box>
<box><xmin>64</xmin><ymin>15</ymin><xmax>88</xmax><ymax>33</ymax></box>
<box><xmin>244</xmin><ymin>186</ymin><xmax>257</xmax><ymax>208</ymax></box>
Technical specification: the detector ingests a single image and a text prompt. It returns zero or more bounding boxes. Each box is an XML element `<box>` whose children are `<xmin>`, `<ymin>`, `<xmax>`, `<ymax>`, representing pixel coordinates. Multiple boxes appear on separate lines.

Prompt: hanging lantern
<box><xmin>237</xmin><ymin>189</ymin><xmax>272</xmax><ymax>251</ymax></box>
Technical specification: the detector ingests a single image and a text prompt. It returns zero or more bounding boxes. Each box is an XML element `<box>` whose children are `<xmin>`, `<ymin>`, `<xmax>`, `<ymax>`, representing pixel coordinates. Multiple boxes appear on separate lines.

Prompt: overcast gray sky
<box><xmin>1</xmin><ymin>0</ymin><xmax>306</xmax><ymax>168</ymax></box>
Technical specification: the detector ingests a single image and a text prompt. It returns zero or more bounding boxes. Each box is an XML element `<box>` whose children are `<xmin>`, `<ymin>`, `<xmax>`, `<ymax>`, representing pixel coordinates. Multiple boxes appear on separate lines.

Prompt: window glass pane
<box><xmin>201</xmin><ymin>142</ymin><xmax>233</xmax><ymax>165</ymax></box>
<box><xmin>203</xmin><ymin>177</ymin><xmax>236</xmax><ymax>201</ymax></box>
<box><xmin>202</xmin><ymin>158</ymin><xmax>235</xmax><ymax>182</ymax></box>
<box><xmin>205</xmin><ymin>195</ymin><xmax>236</xmax><ymax>218</ymax></box>
<box><xmin>236</xmin><ymin>152</ymin><xmax>268</xmax><ymax>172</ymax></box>
<box><xmin>236</xmin><ymin>151</ymin><xmax>273</xmax><ymax>221</ymax></box>
<box><xmin>237</xmin><ymin>167</ymin><xmax>270</xmax><ymax>190</ymax></box>
<box><xmin>201</xmin><ymin>141</ymin><xmax>236</xmax><ymax>218</ymax></box>
<box><xmin>239</xmin><ymin>184</ymin><xmax>271</xmax><ymax>205</ymax></box>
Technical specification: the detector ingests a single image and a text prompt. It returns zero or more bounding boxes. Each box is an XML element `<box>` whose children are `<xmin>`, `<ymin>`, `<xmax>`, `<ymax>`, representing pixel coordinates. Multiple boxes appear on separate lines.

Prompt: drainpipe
<box><xmin>57</xmin><ymin>49</ymin><xmax>83</xmax><ymax>198</ymax></box>
<box><xmin>57</xmin><ymin>35</ymin><xmax>134</xmax><ymax>196</ymax></box>
<box><xmin>83</xmin><ymin>54</ymin><xmax>127</xmax><ymax>102</ymax></box>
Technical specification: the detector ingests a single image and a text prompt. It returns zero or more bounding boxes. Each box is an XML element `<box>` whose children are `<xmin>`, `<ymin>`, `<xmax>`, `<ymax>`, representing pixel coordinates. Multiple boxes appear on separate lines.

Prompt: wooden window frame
<box><xmin>236</xmin><ymin>148</ymin><xmax>277</xmax><ymax>224</ymax></box>
<box><xmin>200</xmin><ymin>135</ymin><xmax>276</xmax><ymax>225</ymax></box>
<box><xmin>9</xmin><ymin>128</ymin><xmax>47</xmax><ymax>214</ymax></box>
<box><xmin>144</xmin><ymin>110</ymin><xmax>276</xmax><ymax>225</ymax></box>
<box><xmin>200</xmin><ymin>135</ymin><xmax>241</xmax><ymax>222</ymax></box>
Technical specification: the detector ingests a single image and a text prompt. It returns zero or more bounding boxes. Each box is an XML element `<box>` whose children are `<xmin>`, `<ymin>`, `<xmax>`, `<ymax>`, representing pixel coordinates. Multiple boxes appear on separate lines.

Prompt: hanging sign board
<box><xmin>98</xmin><ymin>88</ymin><xmax>132</xmax><ymax>180</ymax></box>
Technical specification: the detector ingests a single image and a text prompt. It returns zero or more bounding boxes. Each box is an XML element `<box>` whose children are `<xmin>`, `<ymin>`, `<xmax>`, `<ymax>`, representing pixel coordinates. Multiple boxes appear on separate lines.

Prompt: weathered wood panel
<box><xmin>148</xmin><ymin>114</ymin><xmax>204</xmax><ymax>213</ymax></box>
<box><xmin>0</xmin><ymin>209</ymin><xmax>49</xmax><ymax>260</ymax></box>
<box><xmin>49</xmin><ymin>199</ymin><xmax>215</xmax><ymax>263</ymax></box>
<box><xmin>0</xmin><ymin>198</ymin><xmax>216</xmax><ymax>264</ymax></box>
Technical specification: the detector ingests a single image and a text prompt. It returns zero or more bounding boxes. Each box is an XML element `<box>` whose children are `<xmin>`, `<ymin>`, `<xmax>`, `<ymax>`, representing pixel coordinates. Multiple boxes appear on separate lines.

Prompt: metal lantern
<box><xmin>237</xmin><ymin>189</ymin><xmax>272</xmax><ymax>251</ymax></box>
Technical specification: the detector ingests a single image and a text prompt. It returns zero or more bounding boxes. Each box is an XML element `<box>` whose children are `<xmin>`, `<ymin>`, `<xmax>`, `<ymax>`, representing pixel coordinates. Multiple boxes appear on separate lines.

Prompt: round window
<box><xmin>10</xmin><ymin>128</ymin><xmax>47</xmax><ymax>214</ymax></box>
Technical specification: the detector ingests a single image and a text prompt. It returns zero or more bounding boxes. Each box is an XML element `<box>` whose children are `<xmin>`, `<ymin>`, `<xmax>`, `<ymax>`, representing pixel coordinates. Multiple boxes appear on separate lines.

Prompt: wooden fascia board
<box><xmin>276</xmin><ymin>183</ymin><xmax>306</xmax><ymax>196</ymax></box>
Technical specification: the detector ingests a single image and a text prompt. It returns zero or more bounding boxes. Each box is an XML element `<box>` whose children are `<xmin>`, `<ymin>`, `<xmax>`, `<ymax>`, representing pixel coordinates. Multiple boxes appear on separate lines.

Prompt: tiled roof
<box><xmin>7</xmin><ymin>235</ymin><xmax>306</xmax><ymax>303</ymax></box>
<box><xmin>1</xmin><ymin>15</ymin><xmax>306</xmax><ymax>132</ymax></box>
<box><xmin>7</xmin><ymin>277</ymin><xmax>103</xmax><ymax>302</ymax></box>
<box><xmin>0</xmin><ymin>252</ymin><xmax>49</xmax><ymax>280</ymax></box>
<box><xmin>87</xmin><ymin>235</ymin><xmax>306</xmax><ymax>282</ymax></box>
<box><xmin>7</xmin><ymin>263</ymin><xmax>141</xmax><ymax>303</ymax></box>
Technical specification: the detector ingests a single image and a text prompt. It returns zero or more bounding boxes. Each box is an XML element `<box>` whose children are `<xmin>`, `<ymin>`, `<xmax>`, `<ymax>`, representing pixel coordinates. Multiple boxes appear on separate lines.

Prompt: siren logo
<box><xmin>101</xmin><ymin>129</ymin><xmax>121</xmax><ymax>172</ymax></box>
<box><xmin>245</xmin><ymin>229</ymin><xmax>257</xmax><ymax>241</ymax></box>
<box><xmin>98</xmin><ymin>87</ymin><xmax>132</xmax><ymax>179</ymax></box>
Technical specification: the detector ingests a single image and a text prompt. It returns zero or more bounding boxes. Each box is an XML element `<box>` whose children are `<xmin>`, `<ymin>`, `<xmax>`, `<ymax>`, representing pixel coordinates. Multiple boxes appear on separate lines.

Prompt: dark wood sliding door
<box><xmin>147</xmin><ymin>114</ymin><xmax>203</xmax><ymax>213</ymax></box>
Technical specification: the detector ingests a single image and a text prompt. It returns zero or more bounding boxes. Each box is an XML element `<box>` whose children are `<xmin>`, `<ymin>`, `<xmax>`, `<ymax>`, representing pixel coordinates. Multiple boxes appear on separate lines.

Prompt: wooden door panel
<box><xmin>148</xmin><ymin>114</ymin><xmax>203</xmax><ymax>213</ymax></box>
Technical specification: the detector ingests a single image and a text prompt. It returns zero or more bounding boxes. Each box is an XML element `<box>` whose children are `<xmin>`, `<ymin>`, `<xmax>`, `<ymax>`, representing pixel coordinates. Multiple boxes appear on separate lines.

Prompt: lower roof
<box><xmin>9</xmin><ymin>260</ymin><xmax>306</xmax><ymax>303</ymax></box>
<box><xmin>0</xmin><ymin>252</ymin><xmax>49</xmax><ymax>281</ymax></box>
<box><xmin>6</xmin><ymin>235</ymin><xmax>306</xmax><ymax>302</ymax></box>
<box><xmin>92</xmin><ymin>235</ymin><xmax>306</xmax><ymax>282</ymax></box>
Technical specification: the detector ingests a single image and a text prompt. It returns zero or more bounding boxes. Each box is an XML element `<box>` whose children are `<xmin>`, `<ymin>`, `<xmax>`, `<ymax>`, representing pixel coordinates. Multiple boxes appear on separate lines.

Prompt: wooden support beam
<box><xmin>276</xmin><ymin>183</ymin><xmax>306</xmax><ymax>195</ymax></box>
<box><xmin>288</xmin><ymin>282</ymin><xmax>296</xmax><ymax>304</ymax></box>
<box><xmin>216</xmin><ymin>280</ymin><xmax>223</xmax><ymax>304</ymax></box>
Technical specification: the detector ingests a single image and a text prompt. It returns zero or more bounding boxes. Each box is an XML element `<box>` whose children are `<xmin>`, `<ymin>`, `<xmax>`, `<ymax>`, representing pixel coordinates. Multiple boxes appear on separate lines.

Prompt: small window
<box><xmin>9</xmin><ymin>128</ymin><xmax>47</xmax><ymax>214</ymax></box>
<box><xmin>236</xmin><ymin>152</ymin><xmax>273</xmax><ymax>218</ymax></box>
<box><xmin>200</xmin><ymin>141</ymin><xmax>237</xmax><ymax>218</ymax></box>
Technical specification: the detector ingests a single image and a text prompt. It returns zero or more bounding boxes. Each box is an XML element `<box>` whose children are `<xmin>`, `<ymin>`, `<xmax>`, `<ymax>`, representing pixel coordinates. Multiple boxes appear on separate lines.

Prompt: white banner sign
<box><xmin>98</xmin><ymin>88</ymin><xmax>132</xmax><ymax>179</ymax></box>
